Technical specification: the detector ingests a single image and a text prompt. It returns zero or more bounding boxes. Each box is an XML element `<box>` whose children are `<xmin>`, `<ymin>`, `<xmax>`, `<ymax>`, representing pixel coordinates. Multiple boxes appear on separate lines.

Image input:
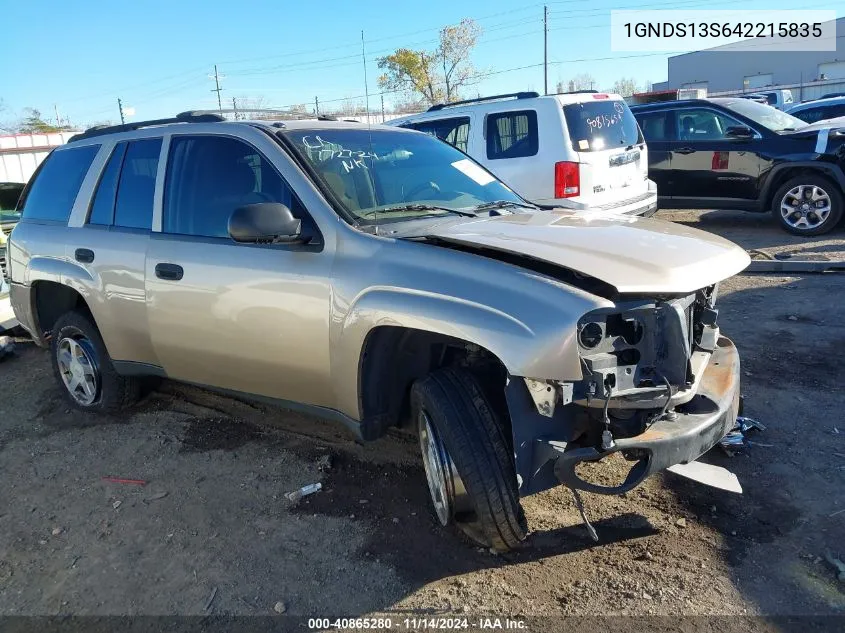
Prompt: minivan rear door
<box><xmin>561</xmin><ymin>97</ymin><xmax>649</xmax><ymax>207</ymax></box>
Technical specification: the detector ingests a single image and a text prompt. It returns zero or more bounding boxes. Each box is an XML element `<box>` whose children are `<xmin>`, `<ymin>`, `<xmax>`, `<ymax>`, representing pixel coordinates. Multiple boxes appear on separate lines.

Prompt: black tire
<box><xmin>50</xmin><ymin>311</ymin><xmax>142</xmax><ymax>412</ymax></box>
<box><xmin>411</xmin><ymin>368</ymin><xmax>527</xmax><ymax>551</ymax></box>
<box><xmin>772</xmin><ymin>174</ymin><xmax>843</xmax><ymax>236</ymax></box>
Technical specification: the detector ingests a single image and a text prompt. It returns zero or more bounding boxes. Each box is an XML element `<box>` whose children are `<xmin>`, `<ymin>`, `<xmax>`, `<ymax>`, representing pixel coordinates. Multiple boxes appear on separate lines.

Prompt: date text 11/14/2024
<box><xmin>307</xmin><ymin>617</ymin><xmax>528</xmax><ymax>630</ymax></box>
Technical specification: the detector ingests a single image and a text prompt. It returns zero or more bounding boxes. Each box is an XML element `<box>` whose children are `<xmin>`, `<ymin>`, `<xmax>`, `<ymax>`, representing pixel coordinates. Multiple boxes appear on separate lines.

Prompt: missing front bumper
<box><xmin>507</xmin><ymin>336</ymin><xmax>741</xmax><ymax>496</ymax></box>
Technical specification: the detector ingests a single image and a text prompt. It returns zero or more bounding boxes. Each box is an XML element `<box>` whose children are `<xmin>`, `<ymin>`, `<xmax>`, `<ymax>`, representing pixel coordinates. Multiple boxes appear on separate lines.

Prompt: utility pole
<box><xmin>54</xmin><ymin>104</ymin><xmax>60</xmax><ymax>127</ymax></box>
<box><xmin>232</xmin><ymin>97</ymin><xmax>238</xmax><ymax>120</ymax></box>
<box><xmin>315</xmin><ymin>96</ymin><xmax>319</xmax><ymax>117</ymax></box>
<box><xmin>361</xmin><ymin>31</ymin><xmax>370</xmax><ymax>122</ymax></box>
<box><xmin>117</xmin><ymin>98</ymin><xmax>125</xmax><ymax>125</ymax></box>
<box><xmin>210</xmin><ymin>64</ymin><xmax>224</xmax><ymax>116</ymax></box>
<box><xmin>381</xmin><ymin>94</ymin><xmax>385</xmax><ymax>123</ymax></box>
<box><xmin>543</xmin><ymin>5</ymin><xmax>548</xmax><ymax>95</ymax></box>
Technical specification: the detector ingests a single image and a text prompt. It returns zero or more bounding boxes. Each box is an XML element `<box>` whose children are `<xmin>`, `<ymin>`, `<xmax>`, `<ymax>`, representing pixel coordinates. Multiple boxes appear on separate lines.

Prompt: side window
<box><xmin>409</xmin><ymin>117</ymin><xmax>470</xmax><ymax>152</ymax></box>
<box><xmin>87</xmin><ymin>143</ymin><xmax>127</xmax><ymax>226</ymax></box>
<box><xmin>163</xmin><ymin>135</ymin><xmax>304</xmax><ymax>239</ymax></box>
<box><xmin>636</xmin><ymin>111</ymin><xmax>673</xmax><ymax>141</ymax></box>
<box><xmin>20</xmin><ymin>145</ymin><xmax>100</xmax><ymax>223</ymax></box>
<box><xmin>676</xmin><ymin>109</ymin><xmax>745</xmax><ymax>141</ymax></box>
<box><xmin>114</xmin><ymin>139</ymin><xmax>162</xmax><ymax>230</ymax></box>
<box><xmin>486</xmin><ymin>110</ymin><xmax>538</xmax><ymax>160</ymax></box>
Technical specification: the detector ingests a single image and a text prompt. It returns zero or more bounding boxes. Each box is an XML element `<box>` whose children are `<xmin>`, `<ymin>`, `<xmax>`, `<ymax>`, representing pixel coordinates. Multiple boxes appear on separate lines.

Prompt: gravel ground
<box><xmin>0</xmin><ymin>209</ymin><xmax>844</xmax><ymax>628</ymax></box>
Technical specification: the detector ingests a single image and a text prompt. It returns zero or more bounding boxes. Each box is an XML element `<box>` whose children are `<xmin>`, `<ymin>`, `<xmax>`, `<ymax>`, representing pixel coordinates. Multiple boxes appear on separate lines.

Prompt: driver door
<box><xmin>145</xmin><ymin>133</ymin><xmax>334</xmax><ymax>407</ymax></box>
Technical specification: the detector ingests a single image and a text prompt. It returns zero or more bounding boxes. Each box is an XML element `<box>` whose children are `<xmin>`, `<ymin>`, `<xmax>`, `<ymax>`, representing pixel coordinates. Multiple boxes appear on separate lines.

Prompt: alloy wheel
<box><xmin>56</xmin><ymin>335</ymin><xmax>100</xmax><ymax>406</ymax></box>
<box><xmin>418</xmin><ymin>409</ymin><xmax>469</xmax><ymax>526</ymax></box>
<box><xmin>780</xmin><ymin>184</ymin><xmax>832</xmax><ymax>230</ymax></box>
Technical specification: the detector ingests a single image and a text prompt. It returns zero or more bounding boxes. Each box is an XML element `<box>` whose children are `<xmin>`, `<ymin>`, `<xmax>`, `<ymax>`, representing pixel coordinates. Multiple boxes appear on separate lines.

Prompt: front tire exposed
<box><xmin>772</xmin><ymin>174</ymin><xmax>843</xmax><ymax>236</ymax></box>
<box><xmin>50</xmin><ymin>311</ymin><xmax>143</xmax><ymax>412</ymax></box>
<box><xmin>411</xmin><ymin>368</ymin><xmax>527</xmax><ymax>551</ymax></box>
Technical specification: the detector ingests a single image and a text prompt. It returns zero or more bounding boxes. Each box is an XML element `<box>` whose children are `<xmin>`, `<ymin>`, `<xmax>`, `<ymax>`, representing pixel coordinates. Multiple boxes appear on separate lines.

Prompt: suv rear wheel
<box><xmin>772</xmin><ymin>174</ymin><xmax>843</xmax><ymax>236</ymax></box>
<box><xmin>51</xmin><ymin>311</ymin><xmax>143</xmax><ymax>412</ymax></box>
<box><xmin>411</xmin><ymin>368</ymin><xmax>527</xmax><ymax>551</ymax></box>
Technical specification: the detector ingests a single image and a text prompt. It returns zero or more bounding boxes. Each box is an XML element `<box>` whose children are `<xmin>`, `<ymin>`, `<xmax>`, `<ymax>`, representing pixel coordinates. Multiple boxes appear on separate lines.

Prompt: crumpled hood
<box><xmin>406</xmin><ymin>211</ymin><xmax>750</xmax><ymax>294</ymax></box>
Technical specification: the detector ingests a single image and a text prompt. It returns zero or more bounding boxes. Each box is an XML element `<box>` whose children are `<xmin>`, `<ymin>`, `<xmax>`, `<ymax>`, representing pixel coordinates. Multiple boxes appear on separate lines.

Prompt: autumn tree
<box><xmin>611</xmin><ymin>78</ymin><xmax>639</xmax><ymax>97</ymax></box>
<box><xmin>377</xmin><ymin>18</ymin><xmax>482</xmax><ymax>105</ymax></box>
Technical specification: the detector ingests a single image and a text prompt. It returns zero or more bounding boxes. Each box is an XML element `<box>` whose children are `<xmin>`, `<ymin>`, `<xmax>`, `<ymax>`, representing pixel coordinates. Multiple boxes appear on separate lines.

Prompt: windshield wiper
<box><xmin>469</xmin><ymin>200</ymin><xmax>537</xmax><ymax>212</ymax></box>
<box><xmin>360</xmin><ymin>204</ymin><xmax>476</xmax><ymax>219</ymax></box>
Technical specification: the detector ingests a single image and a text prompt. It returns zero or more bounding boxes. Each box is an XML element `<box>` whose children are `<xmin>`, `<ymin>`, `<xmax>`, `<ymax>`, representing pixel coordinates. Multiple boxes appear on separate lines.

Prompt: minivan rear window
<box><xmin>20</xmin><ymin>145</ymin><xmax>100</xmax><ymax>223</ymax></box>
<box><xmin>563</xmin><ymin>100</ymin><xmax>642</xmax><ymax>152</ymax></box>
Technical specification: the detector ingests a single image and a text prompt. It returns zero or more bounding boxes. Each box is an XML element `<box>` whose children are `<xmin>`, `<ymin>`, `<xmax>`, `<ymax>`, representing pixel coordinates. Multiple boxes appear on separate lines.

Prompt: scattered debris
<box><xmin>144</xmin><ymin>492</ymin><xmax>168</xmax><ymax>502</ymax></box>
<box><xmin>675</xmin><ymin>518</ymin><xmax>687</xmax><ymax>528</ymax></box>
<box><xmin>787</xmin><ymin>315</ymin><xmax>799</xmax><ymax>321</ymax></box>
<box><xmin>570</xmin><ymin>488</ymin><xmax>598</xmax><ymax>542</ymax></box>
<box><xmin>315</xmin><ymin>454</ymin><xmax>332</xmax><ymax>472</ymax></box>
<box><xmin>746</xmin><ymin>250</ymin><xmax>845</xmax><ymax>274</ymax></box>
<box><xmin>102</xmin><ymin>477</ymin><xmax>147</xmax><ymax>486</ymax></box>
<box><xmin>273</xmin><ymin>600</ymin><xmax>287</xmax><ymax>614</ymax></box>
<box><xmin>823</xmin><ymin>552</ymin><xmax>845</xmax><ymax>582</ymax></box>
<box><xmin>359</xmin><ymin>499</ymin><xmax>369</xmax><ymax>504</ymax></box>
<box><xmin>112</xmin><ymin>500</ymin><xmax>122</xmax><ymax>510</ymax></box>
<box><xmin>51</xmin><ymin>527</ymin><xmax>62</xmax><ymax>536</ymax></box>
<box><xmin>284</xmin><ymin>482</ymin><xmax>322</xmax><ymax>503</ymax></box>
<box><xmin>829</xmin><ymin>509</ymin><xmax>845</xmax><ymax>518</ymax></box>
<box><xmin>667</xmin><ymin>461</ymin><xmax>743</xmax><ymax>493</ymax></box>
<box><xmin>204</xmin><ymin>586</ymin><xmax>218</xmax><ymax>611</ymax></box>
<box><xmin>0</xmin><ymin>336</ymin><xmax>14</xmax><ymax>360</ymax></box>
<box><xmin>719</xmin><ymin>416</ymin><xmax>767</xmax><ymax>456</ymax></box>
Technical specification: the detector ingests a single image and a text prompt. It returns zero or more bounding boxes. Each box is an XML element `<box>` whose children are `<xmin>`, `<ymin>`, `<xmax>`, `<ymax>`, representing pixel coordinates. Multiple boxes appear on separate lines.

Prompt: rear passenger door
<box><xmin>145</xmin><ymin>133</ymin><xmax>334</xmax><ymax>406</ymax></box>
<box><xmin>475</xmin><ymin>109</ymin><xmax>540</xmax><ymax>200</ymax></box>
<box><xmin>65</xmin><ymin>138</ymin><xmax>162</xmax><ymax>366</ymax></box>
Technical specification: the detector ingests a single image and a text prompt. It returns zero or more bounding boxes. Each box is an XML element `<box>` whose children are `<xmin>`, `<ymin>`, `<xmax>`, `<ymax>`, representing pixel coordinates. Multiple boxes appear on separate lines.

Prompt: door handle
<box><xmin>75</xmin><ymin>248</ymin><xmax>95</xmax><ymax>263</ymax></box>
<box><xmin>675</xmin><ymin>147</ymin><xmax>695</xmax><ymax>155</ymax></box>
<box><xmin>155</xmin><ymin>263</ymin><xmax>184</xmax><ymax>281</ymax></box>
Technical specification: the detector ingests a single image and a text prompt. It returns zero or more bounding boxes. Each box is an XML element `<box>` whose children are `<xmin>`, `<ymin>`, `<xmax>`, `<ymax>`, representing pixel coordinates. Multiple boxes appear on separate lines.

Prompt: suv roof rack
<box><xmin>427</xmin><ymin>91</ymin><xmax>540</xmax><ymax>112</ymax></box>
<box><xmin>554</xmin><ymin>89</ymin><xmax>598</xmax><ymax>95</ymax></box>
<box><xmin>69</xmin><ymin>110</ymin><xmax>225</xmax><ymax>142</ymax></box>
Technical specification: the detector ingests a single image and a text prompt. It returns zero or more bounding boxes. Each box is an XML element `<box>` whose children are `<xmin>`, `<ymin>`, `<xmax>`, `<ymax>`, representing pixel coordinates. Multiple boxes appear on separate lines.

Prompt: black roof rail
<box><xmin>554</xmin><ymin>89</ymin><xmax>598</xmax><ymax>95</ymax></box>
<box><xmin>427</xmin><ymin>91</ymin><xmax>540</xmax><ymax>112</ymax></box>
<box><xmin>69</xmin><ymin>110</ymin><xmax>225</xmax><ymax>142</ymax></box>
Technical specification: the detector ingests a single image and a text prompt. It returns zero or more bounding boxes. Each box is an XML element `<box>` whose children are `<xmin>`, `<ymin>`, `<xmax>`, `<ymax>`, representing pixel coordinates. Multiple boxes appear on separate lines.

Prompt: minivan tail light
<box><xmin>555</xmin><ymin>161</ymin><xmax>580</xmax><ymax>198</ymax></box>
<box><xmin>592</xmin><ymin>93</ymin><xmax>610</xmax><ymax>99</ymax></box>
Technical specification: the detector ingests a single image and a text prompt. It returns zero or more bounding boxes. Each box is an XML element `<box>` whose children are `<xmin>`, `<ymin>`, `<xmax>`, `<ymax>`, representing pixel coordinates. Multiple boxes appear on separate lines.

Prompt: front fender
<box><xmin>331</xmin><ymin>285</ymin><xmax>605</xmax><ymax>420</ymax></box>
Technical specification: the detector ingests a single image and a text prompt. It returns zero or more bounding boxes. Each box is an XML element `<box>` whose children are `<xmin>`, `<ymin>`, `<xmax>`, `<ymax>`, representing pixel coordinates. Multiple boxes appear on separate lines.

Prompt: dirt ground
<box><xmin>1</xmin><ymin>209</ymin><xmax>844</xmax><ymax>627</ymax></box>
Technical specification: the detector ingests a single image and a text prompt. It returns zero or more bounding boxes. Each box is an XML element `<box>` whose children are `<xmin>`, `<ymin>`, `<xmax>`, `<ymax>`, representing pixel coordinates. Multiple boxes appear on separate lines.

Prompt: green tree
<box><xmin>377</xmin><ymin>18</ymin><xmax>482</xmax><ymax>105</ymax></box>
<box><xmin>611</xmin><ymin>78</ymin><xmax>640</xmax><ymax>97</ymax></box>
<box><xmin>17</xmin><ymin>108</ymin><xmax>66</xmax><ymax>133</ymax></box>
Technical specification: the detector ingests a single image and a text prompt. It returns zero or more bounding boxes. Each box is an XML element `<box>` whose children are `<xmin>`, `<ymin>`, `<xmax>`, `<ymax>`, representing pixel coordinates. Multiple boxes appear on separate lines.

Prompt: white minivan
<box><xmin>389</xmin><ymin>91</ymin><xmax>657</xmax><ymax>217</ymax></box>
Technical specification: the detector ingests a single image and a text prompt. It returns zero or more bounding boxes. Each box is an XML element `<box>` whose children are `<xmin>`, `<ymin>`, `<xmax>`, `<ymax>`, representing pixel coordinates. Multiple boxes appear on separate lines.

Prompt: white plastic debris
<box><xmin>285</xmin><ymin>482</ymin><xmax>322</xmax><ymax>503</ymax></box>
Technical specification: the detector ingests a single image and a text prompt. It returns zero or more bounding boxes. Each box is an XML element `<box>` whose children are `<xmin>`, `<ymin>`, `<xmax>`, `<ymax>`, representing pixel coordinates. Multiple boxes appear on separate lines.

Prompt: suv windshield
<box><xmin>562</xmin><ymin>100</ymin><xmax>642</xmax><ymax>152</ymax></box>
<box><xmin>719</xmin><ymin>99</ymin><xmax>807</xmax><ymax>132</ymax></box>
<box><xmin>282</xmin><ymin>128</ymin><xmax>525</xmax><ymax>224</ymax></box>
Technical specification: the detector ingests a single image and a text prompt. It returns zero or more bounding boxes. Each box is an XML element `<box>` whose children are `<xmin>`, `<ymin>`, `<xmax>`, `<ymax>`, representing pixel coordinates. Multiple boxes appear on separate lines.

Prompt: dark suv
<box><xmin>631</xmin><ymin>98</ymin><xmax>845</xmax><ymax>236</ymax></box>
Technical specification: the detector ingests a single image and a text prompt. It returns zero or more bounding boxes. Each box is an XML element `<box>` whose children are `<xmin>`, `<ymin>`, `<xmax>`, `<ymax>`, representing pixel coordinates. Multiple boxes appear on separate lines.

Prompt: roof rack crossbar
<box><xmin>69</xmin><ymin>111</ymin><xmax>225</xmax><ymax>142</ymax></box>
<box><xmin>427</xmin><ymin>91</ymin><xmax>540</xmax><ymax>112</ymax></box>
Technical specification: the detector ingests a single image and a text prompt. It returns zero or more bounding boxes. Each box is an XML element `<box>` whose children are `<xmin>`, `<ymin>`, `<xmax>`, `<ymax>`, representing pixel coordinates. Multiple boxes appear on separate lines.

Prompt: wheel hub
<box><xmin>57</xmin><ymin>336</ymin><xmax>100</xmax><ymax>406</ymax></box>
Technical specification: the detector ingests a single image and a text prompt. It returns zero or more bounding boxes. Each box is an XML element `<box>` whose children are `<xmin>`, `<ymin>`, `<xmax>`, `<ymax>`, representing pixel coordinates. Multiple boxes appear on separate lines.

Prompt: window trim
<box><xmin>161</xmin><ymin>132</ymin><xmax>322</xmax><ymax>247</ymax></box>
<box><xmin>484</xmin><ymin>109</ymin><xmax>539</xmax><ymax>160</ymax></box>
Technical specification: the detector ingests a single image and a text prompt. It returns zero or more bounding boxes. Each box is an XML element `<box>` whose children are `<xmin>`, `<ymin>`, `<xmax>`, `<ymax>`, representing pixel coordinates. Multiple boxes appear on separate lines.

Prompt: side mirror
<box><xmin>724</xmin><ymin>126</ymin><xmax>754</xmax><ymax>139</ymax></box>
<box><xmin>228</xmin><ymin>202</ymin><xmax>302</xmax><ymax>244</ymax></box>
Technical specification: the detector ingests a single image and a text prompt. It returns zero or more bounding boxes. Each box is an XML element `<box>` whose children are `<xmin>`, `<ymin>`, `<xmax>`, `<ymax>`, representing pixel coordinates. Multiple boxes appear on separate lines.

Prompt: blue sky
<box><xmin>0</xmin><ymin>0</ymin><xmax>838</xmax><ymax>127</ymax></box>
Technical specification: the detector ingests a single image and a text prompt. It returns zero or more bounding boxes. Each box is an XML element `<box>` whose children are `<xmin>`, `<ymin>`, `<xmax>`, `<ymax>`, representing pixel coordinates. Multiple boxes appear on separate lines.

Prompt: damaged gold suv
<box><xmin>7</xmin><ymin>112</ymin><xmax>749</xmax><ymax>550</ymax></box>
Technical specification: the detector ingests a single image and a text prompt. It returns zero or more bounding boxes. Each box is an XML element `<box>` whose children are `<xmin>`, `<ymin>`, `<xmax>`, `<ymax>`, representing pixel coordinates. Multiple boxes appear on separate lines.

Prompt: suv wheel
<box><xmin>51</xmin><ymin>311</ymin><xmax>143</xmax><ymax>412</ymax></box>
<box><xmin>411</xmin><ymin>368</ymin><xmax>527</xmax><ymax>551</ymax></box>
<box><xmin>773</xmin><ymin>175</ymin><xmax>843</xmax><ymax>236</ymax></box>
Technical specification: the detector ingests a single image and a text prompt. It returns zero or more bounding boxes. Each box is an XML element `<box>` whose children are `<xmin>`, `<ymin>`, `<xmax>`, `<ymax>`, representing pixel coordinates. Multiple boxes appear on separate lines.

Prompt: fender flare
<box><xmin>761</xmin><ymin>161</ymin><xmax>845</xmax><ymax>208</ymax></box>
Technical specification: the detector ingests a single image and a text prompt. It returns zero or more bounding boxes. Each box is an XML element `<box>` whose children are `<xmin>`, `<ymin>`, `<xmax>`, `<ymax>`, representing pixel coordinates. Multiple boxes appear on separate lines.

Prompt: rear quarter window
<box><xmin>563</xmin><ymin>100</ymin><xmax>642</xmax><ymax>152</ymax></box>
<box><xmin>486</xmin><ymin>110</ymin><xmax>538</xmax><ymax>160</ymax></box>
<box><xmin>20</xmin><ymin>145</ymin><xmax>100</xmax><ymax>223</ymax></box>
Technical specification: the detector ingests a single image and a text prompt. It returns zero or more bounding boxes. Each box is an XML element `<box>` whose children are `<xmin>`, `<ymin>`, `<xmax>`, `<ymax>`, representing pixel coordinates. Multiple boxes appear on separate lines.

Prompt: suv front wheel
<box><xmin>410</xmin><ymin>368</ymin><xmax>527</xmax><ymax>551</ymax></box>
<box><xmin>50</xmin><ymin>311</ymin><xmax>143</xmax><ymax>412</ymax></box>
<box><xmin>772</xmin><ymin>174</ymin><xmax>843</xmax><ymax>236</ymax></box>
